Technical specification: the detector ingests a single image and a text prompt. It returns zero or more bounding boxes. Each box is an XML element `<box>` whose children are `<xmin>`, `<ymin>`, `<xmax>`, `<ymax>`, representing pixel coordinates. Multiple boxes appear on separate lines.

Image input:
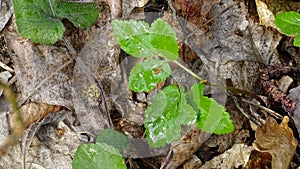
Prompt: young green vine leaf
<box><xmin>112</xmin><ymin>18</ymin><xmax>234</xmax><ymax>148</ymax></box>
<box><xmin>112</xmin><ymin>19</ymin><xmax>178</xmax><ymax>60</ymax></box>
<box><xmin>274</xmin><ymin>11</ymin><xmax>300</xmax><ymax>46</ymax></box>
<box><xmin>128</xmin><ymin>59</ymin><xmax>171</xmax><ymax>92</ymax></box>
<box><xmin>13</xmin><ymin>0</ymin><xmax>98</xmax><ymax>44</ymax></box>
<box><xmin>72</xmin><ymin>142</ymin><xmax>126</xmax><ymax>169</ymax></box>
<box><xmin>187</xmin><ymin>83</ymin><xmax>234</xmax><ymax>134</ymax></box>
<box><xmin>145</xmin><ymin>85</ymin><xmax>197</xmax><ymax>147</ymax></box>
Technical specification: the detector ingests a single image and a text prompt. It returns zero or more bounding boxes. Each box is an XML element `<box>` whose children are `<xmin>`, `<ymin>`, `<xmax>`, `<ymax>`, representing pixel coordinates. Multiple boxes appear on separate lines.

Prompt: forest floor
<box><xmin>0</xmin><ymin>0</ymin><xmax>300</xmax><ymax>168</ymax></box>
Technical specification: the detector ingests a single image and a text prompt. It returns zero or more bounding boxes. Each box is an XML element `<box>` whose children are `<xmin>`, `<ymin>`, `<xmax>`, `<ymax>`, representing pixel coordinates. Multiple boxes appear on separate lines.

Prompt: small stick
<box><xmin>231</xmin><ymin>95</ymin><xmax>264</xmax><ymax>128</ymax></box>
<box><xmin>241</xmin><ymin>98</ymin><xmax>283</xmax><ymax>119</ymax></box>
<box><xmin>0</xmin><ymin>61</ymin><xmax>14</xmax><ymax>72</ymax></box>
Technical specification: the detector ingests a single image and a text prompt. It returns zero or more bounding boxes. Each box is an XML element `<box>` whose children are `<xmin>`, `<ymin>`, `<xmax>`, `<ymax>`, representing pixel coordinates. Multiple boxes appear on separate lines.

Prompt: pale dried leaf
<box><xmin>122</xmin><ymin>0</ymin><xmax>149</xmax><ymax>18</ymax></box>
<box><xmin>0</xmin><ymin>71</ymin><xmax>12</xmax><ymax>96</ymax></box>
<box><xmin>289</xmin><ymin>88</ymin><xmax>300</xmax><ymax>139</ymax></box>
<box><xmin>0</xmin><ymin>111</ymin><xmax>9</xmax><ymax>146</ymax></box>
<box><xmin>0</xmin><ymin>0</ymin><xmax>13</xmax><ymax>31</ymax></box>
<box><xmin>253</xmin><ymin>116</ymin><xmax>297</xmax><ymax>169</ymax></box>
<box><xmin>0</xmin><ymin>120</ymin><xmax>80</xmax><ymax>169</ymax></box>
<box><xmin>277</xmin><ymin>76</ymin><xmax>293</xmax><ymax>93</ymax></box>
<box><xmin>255</xmin><ymin>0</ymin><xmax>276</xmax><ymax>28</ymax></box>
<box><xmin>199</xmin><ymin>144</ymin><xmax>253</xmax><ymax>169</ymax></box>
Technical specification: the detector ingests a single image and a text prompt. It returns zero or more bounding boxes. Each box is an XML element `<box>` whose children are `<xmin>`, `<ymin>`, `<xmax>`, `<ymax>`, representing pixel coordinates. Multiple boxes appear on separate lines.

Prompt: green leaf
<box><xmin>145</xmin><ymin>85</ymin><xmax>197</xmax><ymax>147</ymax></box>
<box><xmin>112</xmin><ymin>19</ymin><xmax>178</xmax><ymax>60</ymax></box>
<box><xmin>13</xmin><ymin>0</ymin><xmax>98</xmax><ymax>44</ymax></box>
<box><xmin>96</xmin><ymin>129</ymin><xmax>130</xmax><ymax>152</ymax></box>
<box><xmin>187</xmin><ymin>83</ymin><xmax>234</xmax><ymax>134</ymax></box>
<box><xmin>128</xmin><ymin>59</ymin><xmax>171</xmax><ymax>92</ymax></box>
<box><xmin>72</xmin><ymin>143</ymin><xmax>126</xmax><ymax>169</ymax></box>
<box><xmin>274</xmin><ymin>11</ymin><xmax>300</xmax><ymax>46</ymax></box>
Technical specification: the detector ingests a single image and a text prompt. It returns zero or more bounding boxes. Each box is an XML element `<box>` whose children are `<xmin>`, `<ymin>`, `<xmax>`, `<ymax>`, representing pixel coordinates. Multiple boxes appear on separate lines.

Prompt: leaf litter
<box><xmin>0</xmin><ymin>0</ymin><xmax>300</xmax><ymax>168</ymax></box>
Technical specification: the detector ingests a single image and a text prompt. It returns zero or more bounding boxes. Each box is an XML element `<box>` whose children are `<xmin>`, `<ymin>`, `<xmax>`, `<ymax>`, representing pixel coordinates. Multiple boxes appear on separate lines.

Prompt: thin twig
<box><xmin>0</xmin><ymin>61</ymin><xmax>14</xmax><ymax>72</ymax></box>
<box><xmin>231</xmin><ymin>94</ymin><xmax>263</xmax><ymax>128</ymax></box>
<box><xmin>241</xmin><ymin>98</ymin><xmax>283</xmax><ymax>119</ymax></box>
<box><xmin>160</xmin><ymin>146</ymin><xmax>173</xmax><ymax>169</ymax></box>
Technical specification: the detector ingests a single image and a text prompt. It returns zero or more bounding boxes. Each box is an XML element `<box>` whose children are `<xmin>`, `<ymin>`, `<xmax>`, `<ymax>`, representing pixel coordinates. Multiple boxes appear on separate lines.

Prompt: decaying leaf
<box><xmin>250</xmin><ymin>116</ymin><xmax>297</xmax><ymax>169</ymax></box>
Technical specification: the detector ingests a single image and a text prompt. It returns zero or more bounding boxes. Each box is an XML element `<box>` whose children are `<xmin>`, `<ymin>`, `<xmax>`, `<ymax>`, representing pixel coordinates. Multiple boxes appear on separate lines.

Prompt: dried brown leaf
<box><xmin>252</xmin><ymin>116</ymin><xmax>297</xmax><ymax>169</ymax></box>
<box><xmin>19</xmin><ymin>102</ymin><xmax>64</xmax><ymax>128</ymax></box>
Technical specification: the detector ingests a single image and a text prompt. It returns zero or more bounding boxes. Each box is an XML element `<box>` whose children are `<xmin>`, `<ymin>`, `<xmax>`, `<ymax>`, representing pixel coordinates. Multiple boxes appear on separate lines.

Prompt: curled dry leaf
<box><xmin>250</xmin><ymin>116</ymin><xmax>297</xmax><ymax>169</ymax></box>
<box><xmin>12</xmin><ymin>102</ymin><xmax>64</xmax><ymax>129</ymax></box>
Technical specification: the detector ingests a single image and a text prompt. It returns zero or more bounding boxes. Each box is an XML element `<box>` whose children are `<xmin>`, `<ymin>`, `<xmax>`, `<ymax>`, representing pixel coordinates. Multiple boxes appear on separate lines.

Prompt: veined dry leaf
<box><xmin>17</xmin><ymin>102</ymin><xmax>64</xmax><ymax>128</ymax></box>
<box><xmin>251</xmin><ymin>116</ymin><xmax>297</xmax><ymax>169</ymax></box>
